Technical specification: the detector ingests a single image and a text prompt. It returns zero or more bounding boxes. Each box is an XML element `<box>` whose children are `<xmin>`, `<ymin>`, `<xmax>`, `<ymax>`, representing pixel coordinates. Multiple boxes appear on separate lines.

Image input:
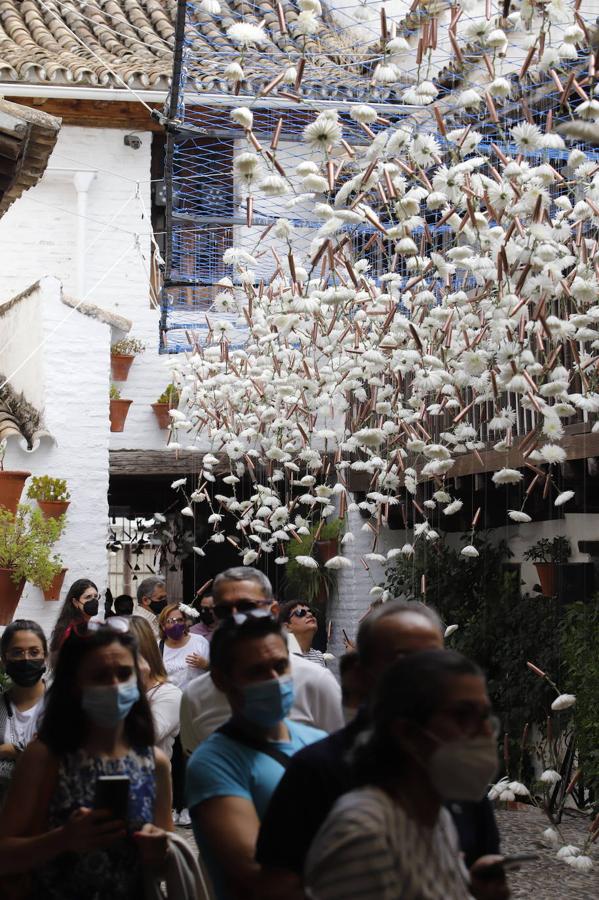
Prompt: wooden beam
<box><xmin>110</xmin><ymin>449</ymin><xmax>204</xmax><ymax>476</ymax></box>
<box><xmin>5</xmin><ymin>97</ymin><xmax>165</xmax><ymax>132</ymax></box>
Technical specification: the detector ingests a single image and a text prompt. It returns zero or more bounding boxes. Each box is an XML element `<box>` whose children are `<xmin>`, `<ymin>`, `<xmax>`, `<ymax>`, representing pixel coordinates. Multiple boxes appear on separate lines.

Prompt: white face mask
<box><xmin>424</xmin><ymin>732</ymin><xmax>499</xmax><ymax>802</ymax></box>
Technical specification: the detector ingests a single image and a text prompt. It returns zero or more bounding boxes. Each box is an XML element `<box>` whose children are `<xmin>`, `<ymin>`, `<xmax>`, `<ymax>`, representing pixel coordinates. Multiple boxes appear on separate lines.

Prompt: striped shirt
<box><xmin>305</xmin><ymin>786</ymin><xmax>474</xmax><ymax>900</ymax></box>
<box><xmin>295</xmin><ymin>648</ymin><xmax>327</xmax><ymax>668</ymax></box>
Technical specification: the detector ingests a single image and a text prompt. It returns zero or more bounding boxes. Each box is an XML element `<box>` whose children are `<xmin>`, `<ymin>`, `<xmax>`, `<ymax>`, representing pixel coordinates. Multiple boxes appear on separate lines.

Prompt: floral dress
<box><xmin>32</xmin><ymin>746</ymin><xmax>156</xmax><ymax>900</ymax></box>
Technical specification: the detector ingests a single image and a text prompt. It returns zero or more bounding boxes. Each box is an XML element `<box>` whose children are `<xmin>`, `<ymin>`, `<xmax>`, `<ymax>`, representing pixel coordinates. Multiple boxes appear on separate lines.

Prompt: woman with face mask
<box><xmin>305</xmin><ymin>650</ymin><xmax>506</xmax><ymax>900</ymax></box>
<box><xmin>0</xmin><ymin>621</ymin><xmax>173</xmax><ymax>899</ymax></box>
<box><xmin>0</xmin><ymin>620</ymin><xmax>48</xmax><ymax>808</ymax></box>
<box><xmin>157</xmin><ymin>603</ymin><xmax>209</xmax><ymax>689</ymax></box>
<box><xmin>49</xmin><ymin>578</ymin><xmax>101</xmax><ymax>667</ymax></box>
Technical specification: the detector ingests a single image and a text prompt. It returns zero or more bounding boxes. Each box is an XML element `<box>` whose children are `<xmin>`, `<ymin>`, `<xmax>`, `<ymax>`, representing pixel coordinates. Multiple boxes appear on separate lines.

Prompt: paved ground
<box><xmin>177</xmin><ymin>806</ymin><xmax>599</xmax><ymax>898</ymax></box>
<box><xmin>497</xmin><ymin>806</ymin><xmax>599</xmax><ymax>899</ymax></box>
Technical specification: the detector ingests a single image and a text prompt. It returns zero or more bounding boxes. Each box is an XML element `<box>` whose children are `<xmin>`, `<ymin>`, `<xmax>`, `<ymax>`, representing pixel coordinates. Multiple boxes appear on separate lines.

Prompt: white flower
<box><xmin>443</xmin><ymin>500</ymin><xmax>463</xmax><ymax>516</ymax></box>
<box><xmin>192</xmin><ymin>546</ymin><xmax>205</xmax><ymax>557</ymax></box>
<box><xmin>551</xmin><ymin>693</ymin><xmax>576</xmax><ymax>711</ymax></box>
<box><xmin>373</xmin><ymin>63</ymin><xmax>398</xmax><ymax>84</ymax></box>
<box><xmin>296</xmin><ymin>555</ymin><xmax>319</xmax><ymax>569</ymax></box>
<box><xmin>227</xmin><ymin>22</ymin><xmax>266</xmax><ymax>47</ymax></box>
<box><xmin>354</xmin><ymin>428</ymin><xmax>386</xmax><ymax>447</ymax></box>
<box><xmin>304</xmin><ymin>115</ymin><xmax>342</xmax><ymax>149</ymax></box>
<box><xmin>243</xmin><ymin>549</ymin><xmax>259</xmax><ymax>565</ymax></box>
<box><xmin>224</xmin><ymin>62</ymin><xmax>244</xmax><ymax>83</ymax></box>
<box><xmin>556</xmin><ymin>845</ymin><xmax>580</xmax><ymax>859</ymax></box>
<box><xmin>508</xmin><ymin>781</ymin><xmax>530</xmax><ymax>797</ymax></box>
<box><xmin>492</xmin><ymin>468</ymin><xmax>524</xmax><ymax>486</ymax></box>
<box><xmin>401</xmin><ymin>543</ymin><xmax>414</xmax><ymax>556</ymax></box>
<box><xmin>511</xmin><ymin>123</ymin><xmax>543</xmax><ymax>152</ymax></box>
<box><xmin>293</xmin><ymin>11</ymin><xmax>320</xmax><ymax>36</ymax></box>
<box><xmin>181</xmin><ymin>506</ymin><xmax>194</xmax><ymax>517</ymax></box>
<box><xmin>179</xmin><ymin>602</ymin><xmax>200</xmax><ymax>619</ymax></box>
<box><xmin>555</xmin><ymin>490</ymin><xmax>574</xmax><ymax>507</ymax></box>
<box><xmin>508</xmin><ymin>510</ymin><xmax>532</xmax><ymax>523</ymax></box>
<box><xmin>303</xmin><ymin>173</ymin><xmax>329</xmax><ymax>193</ymax></box>
<box><xmin>230</xmin><ymin>107</ymin><xmax>253</xmax><ymax>129</ymax></box>
<box><xmin>461</xmin><ymin>545</ymin><xmax>480</xmax><ymax>558</ymax></box>
<box><xmin>540</xmin><ymin>444</ymin><xmax>567</xmax><ymax>465</ymax></box>
<box><xmin>171</xmin><ymin>478</ymin><xmax>186</xmax><ymax>489</ymax></box>
<box><xmin>488</xmin><ymin>77</ymin><xmax>511</xmax><ymax>98</ymax></box>
<box><xmin>324</xmin><ymin>555</ymin><xmax>353</xmax><ymax>570</ymax></box>
<box><xmin>154</xmin><ymin>512</ymin><xmax>166</xmax><ymax>523</ymax></box>
<box><xmin>199</xmin><ymin>0</ymin><xmax>220</xmax><ymax>13</ymax></box>
<box><xmin>540</xmin><ymin>769</ymin><xmax>561</xmax><ymax>785</ymax></box>
<box><xmin>542</xmin><ymin>827</ymin><xmax>560</xmax><ymax>845</ymax></box>
<box><xmin>444</xmin><ymin>625</ymin><xmax>459</xmax><ymax>637</ymax></box>
<box><xmin>275</xmin><ymin>556</ymin><xmax>289</xmax><ymax>565</ymax></box>
<box><xmin>350</xmin><ymin>104</ymin><xmax>378</xmax><ymax>124</ymax></box>
<box><xmin>260</xmin><ymin>175</ymin><xmax>288</xmax><ymax>197</ymax></box>
<box><xmin>566</xmin><ymin>855</ymin><xmax>593</xmax><ymax>871</ymax></box>
<box><xmin>235</xmin><ymin>152</ymin><xmax>260</xmax><ymax>175</ymax></box>
<box><xmin>211</xmin><ymin>533</ymin><xmax>225</xmax><ymax>543</ymax></box>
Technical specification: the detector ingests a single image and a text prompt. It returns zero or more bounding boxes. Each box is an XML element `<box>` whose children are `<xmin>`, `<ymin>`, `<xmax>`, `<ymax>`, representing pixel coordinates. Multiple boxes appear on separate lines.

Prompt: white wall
<box><xmin>0</xmin><ymin>278</ymin><xmax>111</xmax><ymax>635</ymax></box>
<box><xmin>0</xmin><ymin>123</ymin><xmax>171</xmax><ymax>453</ymax></box>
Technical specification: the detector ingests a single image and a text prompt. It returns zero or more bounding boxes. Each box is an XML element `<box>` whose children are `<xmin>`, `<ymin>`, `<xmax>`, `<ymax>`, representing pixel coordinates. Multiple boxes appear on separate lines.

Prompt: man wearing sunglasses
<box><xmin>180</xmin><ymin>568</ymin><xmax>343</xmax><ymax>755</ymax></box>
<box><xmin>278</xmin><ymin>601</ymin><xmax>326</xmax><ymax>668</ymax></box>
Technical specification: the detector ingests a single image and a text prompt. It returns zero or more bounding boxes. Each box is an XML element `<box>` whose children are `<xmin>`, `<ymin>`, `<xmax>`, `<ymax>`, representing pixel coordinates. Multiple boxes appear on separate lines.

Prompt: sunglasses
<box><xmin>213</xmin><ymin>599</ymin><xmax>272</xmax><ymax>621</ymax></box>
<box><xmin>290</xmin><ymin>608</ymin><xmax>314</xmax><ymax>620</ymax></box>
<box><xmin>65</xmin><ymin>616</ymin><xmax>131</xmax><ymax>640</ymax></box>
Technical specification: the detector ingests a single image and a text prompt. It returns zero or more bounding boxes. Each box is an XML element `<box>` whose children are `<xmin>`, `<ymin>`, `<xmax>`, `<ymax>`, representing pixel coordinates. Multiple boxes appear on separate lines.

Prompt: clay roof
<box><xmin>0</xmin><ymin>97</ymin><xmax>61</xmax><ymax>217</ymax></box>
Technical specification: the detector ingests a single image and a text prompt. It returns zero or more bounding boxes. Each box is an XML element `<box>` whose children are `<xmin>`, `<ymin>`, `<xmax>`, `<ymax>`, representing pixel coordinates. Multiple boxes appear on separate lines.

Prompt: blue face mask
<box><xmin>241</xmin><ymin>675</ymin><xmax>294</xmax><ymax>728</ymax></box>
<box><xmin>82</xmin><ymin>678</ymin><xmax>140</xmax><ymax>728</ymax></box>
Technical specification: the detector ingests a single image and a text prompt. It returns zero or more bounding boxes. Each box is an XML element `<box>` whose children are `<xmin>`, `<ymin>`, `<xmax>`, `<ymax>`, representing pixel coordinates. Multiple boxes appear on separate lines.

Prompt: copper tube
<box><xmin>294</xmin><ymin>57</ymin><xmax>305</xmax><ymax>91</ymax></box>
<box><xmin>276</xmin><ymin>1</ymin><xmax>287</xmax><ymax>33</ymax></box>
<box><xmin>270</xmin><ymin>117</ymin><xmax>283</xmax><ymax>150</ymax></box>
<box><xmin>260</xmin><ymin>71</ymin><xmax>286</xmax><ymax>97</ymax></box>
<box><xmin>246</xmin><ymin>196</ymin><xmax>253</xmax><ymax>227</ymax></box>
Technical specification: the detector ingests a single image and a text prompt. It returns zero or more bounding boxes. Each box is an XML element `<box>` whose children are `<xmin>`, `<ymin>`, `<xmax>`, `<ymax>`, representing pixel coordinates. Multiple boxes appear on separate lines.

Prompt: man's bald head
<box><xmin>357</xmin><ymin>600</ymin><xmax>444</xmax><ymax>687</ymax></box>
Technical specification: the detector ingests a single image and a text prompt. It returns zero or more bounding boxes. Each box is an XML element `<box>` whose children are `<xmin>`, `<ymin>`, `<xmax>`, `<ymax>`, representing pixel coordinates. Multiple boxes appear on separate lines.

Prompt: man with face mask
<box><xmin>135</xmin><ymin>576</ymin><xmax>167</xmax><ymax>638</ymax></box>
<box><xmin>189</xmin><ymin>591</ymin><xmax>217</xmax><ymax>641</ymax></box>
<box><xmin>257</xmin><ymin>600</ymin><xmax>505</xmax><ymax>900</ymax></box>
<box><xmin>185</xmin><ymin>613</ymin><xmax>326</xmax><ymax>900</ymax></box>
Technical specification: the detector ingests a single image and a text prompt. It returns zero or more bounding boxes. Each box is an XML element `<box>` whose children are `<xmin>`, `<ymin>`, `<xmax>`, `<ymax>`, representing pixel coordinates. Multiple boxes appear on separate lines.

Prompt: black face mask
<box><xmin>5</xmin><ymin>659</ymin><xmax>46</xmax><ymax>688</ymax></box>
<box><xmin>149</xmin><ymin>598</ymin><xmax>167</xmax><ymax>616</ymax></box>
<box><xmin>199</xmin><ymin>607</ymin><xmax>215</xmax><ymax>626</ymax></box>
<box><xmin>82</xmin><ymin>598</ymin><xmax>99</xmax><ymax>617</ymax></box>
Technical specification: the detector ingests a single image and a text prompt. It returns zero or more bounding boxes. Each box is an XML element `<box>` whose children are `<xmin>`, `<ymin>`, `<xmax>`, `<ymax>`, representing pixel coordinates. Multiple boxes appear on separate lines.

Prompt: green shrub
<box><xmin>110</xmin><ymin>384</ymin><xmax>121</xmax><ymax>400</ymax></box>
<box><xmin>111</xmin><ymin>337</ymin><xmax>145</xmax><ymax>356</ymax></box>
<box><xmin>27</xmin><ymin>475</ymin><xmax>70</xmax><ymax>503</ymax></box>
<box><xmin>157</xmin><ymin>384</ymin><xmax>181</xmax><ymax>406</ymax></box>
<box><xmin>0</xmin><ymin>505</ymin><xmax>64</xmax><ymax>589</ymax></box>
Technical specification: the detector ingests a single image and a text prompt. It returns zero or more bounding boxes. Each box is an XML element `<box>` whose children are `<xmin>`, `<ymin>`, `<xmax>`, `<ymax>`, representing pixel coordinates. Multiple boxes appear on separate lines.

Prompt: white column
<box><xmin>73</xmin><ymin>171</ymin><xmax>96</xmax><ymax>297</ymax></box>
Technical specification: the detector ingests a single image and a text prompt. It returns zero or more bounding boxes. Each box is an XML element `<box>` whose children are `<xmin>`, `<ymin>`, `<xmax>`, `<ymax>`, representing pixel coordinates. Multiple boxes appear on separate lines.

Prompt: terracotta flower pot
<box><xmin>152</xmin><ymin>402</ymin><xmax>172</xmax><ymax>430</ymax></box>
<box><xmin>110</xmin><ymin>399</ymin><xmax>132</xmax><ymax>432</ymax></box>
<box><xmin>110</xmin><ymin>353</ymin><xmax>135</xmax><ymax>381</ymax></box>
<box><xmin>315</xmin><ymin>539</ymin><xmax>339</xmax><ymax>564</ymax></box>
<box><xmin>535</xmin><ymin>562</ymin><xmax>559</xmax><ymax>597</ymax></box>
<box><xmin>0</xmin><ymin>470</ymin><xmax>31</xmax><ymax>513</ymax></box>
<box><xmin>37</xmin><ymin>499</ymin><xmax>70</xmax><ymax>520</ymax></box>
<box><xmin>0</xmin><ymin>567</ymin><xmax>25</xmax><ymax>625</ymax></box>
<box><xmin>43</xmin><ymin>567</ymin><xmax>68</xmax><ymax>601</ymax></box>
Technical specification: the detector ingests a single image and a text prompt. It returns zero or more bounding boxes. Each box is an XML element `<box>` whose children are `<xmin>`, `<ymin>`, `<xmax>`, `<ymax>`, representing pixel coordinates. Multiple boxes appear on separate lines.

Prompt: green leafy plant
<box><xmin>156</xmin><ymin>384</ymin><xmax>181</xmax><ymax>406</ymax></box>
<box><xmin>27</xmin><ymin>475</ymin><xmax>70</xmax><ymax>503</ymax></box>
<box><xmin>285</xmin><ymin>522</ymin><xmax>339</xmax><ymax>605</ymax></box>
<box><xmin>111</xmin><ymin>337</ymin><xmax>145</xmax><ymax>356</ymax></box>
<box><xmin>110</xmin><ymin>384</ymin><xmax>121</xmax><ymax>401</ymax></box>
<box><xmin>561</xmin><ymin>601</ymin><xmax>599</xmax><ymax>805</ymax></box>
<box><xmin>0</xmin><ymin>505</ymin><xmax>64</xmax><ymax>589</ymax></box>
<box><xmin>523</xmin><ymin>536</ymin><xmax>571</xmax><ymax>564</ymax></box>
<box><xmin>316</xmin><ymin>518</ymin><xmax>345</xmax><ymax>541</ymax></box>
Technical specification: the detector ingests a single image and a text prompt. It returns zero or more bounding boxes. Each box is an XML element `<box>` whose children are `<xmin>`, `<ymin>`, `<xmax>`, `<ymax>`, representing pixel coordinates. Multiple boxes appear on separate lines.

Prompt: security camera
<box><xmin>124</xmin><ymin>133</ymin><xmax>142</xmax><ymax>150</ymax></box>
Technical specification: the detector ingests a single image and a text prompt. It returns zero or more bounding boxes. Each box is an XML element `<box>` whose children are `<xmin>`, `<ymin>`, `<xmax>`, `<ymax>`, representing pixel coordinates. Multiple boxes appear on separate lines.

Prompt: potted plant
<box><xmin>0</xmin><ymin>439</ymin><xmax>31</xmax><ymax>514</ymax></box>
<box><xmin>152</xmin><ymin>384</ymin><xmax>180</xmax><ymax>429</ymax></box>
<box><xmin>314</xmin><ymin>517</ymin><xmax>345</xmax><ymax>565</ymax></box>
<box><xmin>0</xmin><ymin>505</ymin><xmax>64</xmax><ymax>623</ymax></box>
<box><xmin>109</xmin><ymin>384</ymin><xmax>132</xmax><ymax>432</ymax></box>
<box><xmin>110</xmin><ymin>337</ymin><xmax>145</xmax><ymax>382</ymax></box>
<box><xmin>27</xmin><ymin>475</ymin><xmax>70</xmax><ymax>519</ymax></box>
<box><xmin>523</xmin><ymin>537</ymin><xmax>571</xmax><ymax>598</ymax></box>
<box><xmin>42</xmin><ymin>560</ymin><xmax>68</xmax><ymax>601</ymax></box>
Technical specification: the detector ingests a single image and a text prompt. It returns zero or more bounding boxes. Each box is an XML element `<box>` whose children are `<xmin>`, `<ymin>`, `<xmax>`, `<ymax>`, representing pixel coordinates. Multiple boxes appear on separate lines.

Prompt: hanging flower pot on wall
<box><xmin>0</xmin><ymin>568</ymin><xmax>25</xmax><ymax>624</ymax></box>
<box><xmin>110</xmin><ymin>354</ymin><xmax>135</xmax><ymax>381</ymax></box>
<box><xmin>110</xmin><ymin>399</ymin><xmax>132</xmax><ymax>432</ymax></box>
<box><xmin>43</xmin><ymin>567</ymin><xmax>68</xmax><ymax>601</ymax></box>
<box><xmin>534</xmin><ymin>563</ymin><xmax>559</xmax><ymax>598</ymax></box>
<box><xmin>37</xmin><ymin>499</ymin><xmax>70</xmax><ymax>519</ymax></box>
<box><xmin>152</xmin><ymin>403</ymin><xmax>172</xmax><ymax>430</ymax></box>
<box><xmin>0</xmin><ymin>470</ymin><xmax>31</xmax><ymax>513</ymax></box>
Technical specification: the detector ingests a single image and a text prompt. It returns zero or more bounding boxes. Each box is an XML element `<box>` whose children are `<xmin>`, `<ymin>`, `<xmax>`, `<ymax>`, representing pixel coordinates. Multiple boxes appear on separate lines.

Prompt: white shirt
<box><xmin>146</xmin><ymin>681</ymin><xmax>182</xmax><ymax>760</ymax></box>
<box><xmin>305</xmin><ymin>786</ymin><xmax>473</xmax><ymax>900</ymax></box>
<box><xmin>134</xmin><ymin>604</ymin><xmax>160</xmax><ymax>637</ymax></box>
<box><xmin>2</xmin><ymin>696</ymin><xmax>44</xmax><ymax>747</ymax></box>
<box><xmin>179</xmin><ymin>651</ymin><xmax>343</xmax><ymax>755</ymax></box>
<box><xmin>162</xmin><ymin>633</ymin><xmax>210</xmax><ymax>689</ymax></box>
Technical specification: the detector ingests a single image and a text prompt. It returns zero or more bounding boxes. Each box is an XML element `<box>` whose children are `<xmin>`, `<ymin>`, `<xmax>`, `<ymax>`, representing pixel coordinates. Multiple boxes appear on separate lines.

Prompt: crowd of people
<box><xmin>0</xmin><ymin>566</ymin><xmax>516</xmax><ymax>899</ymax></box>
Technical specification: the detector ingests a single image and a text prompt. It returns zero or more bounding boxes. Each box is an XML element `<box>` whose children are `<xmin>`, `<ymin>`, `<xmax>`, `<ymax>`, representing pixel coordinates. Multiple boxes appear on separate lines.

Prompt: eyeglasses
<box><xmin>438</xmin><ymin>705</ymin><xmax>501</xmax><ymax>739</ymax></box>
<box><xmin>213</xmin><ymin>598</ymin><xmax>273</xmax><ymax>621</ymax></box>
<box><xmin>66</xmin><ymin>617</ymin><xmax>131</xmax><ymax>640</ymax></box>
<box><xmin>6</xmin><ymin>647</ymin><xmax>44</xmax><ymax>660</ymax></box>
<box><xmin>165</xmin><ymin>617</ymin><xmax>185</xmax><ymax>625</ymax></box>
<box><xmin>290</xmin><ymin>608</ymin><xmax>313</xmax><ymax>620</ymax></box>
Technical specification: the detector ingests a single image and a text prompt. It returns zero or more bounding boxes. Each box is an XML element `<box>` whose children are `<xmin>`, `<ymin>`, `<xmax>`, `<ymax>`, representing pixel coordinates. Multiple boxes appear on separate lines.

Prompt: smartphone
<box><xmin>94</xmin><ymin>775</ymin><xmax>130</xmax><ymax>821</ymax></box>
<box><xmin>474</xmin><ymin>853</ymin><xmax>539</xmax><ymax>881</ymax></box>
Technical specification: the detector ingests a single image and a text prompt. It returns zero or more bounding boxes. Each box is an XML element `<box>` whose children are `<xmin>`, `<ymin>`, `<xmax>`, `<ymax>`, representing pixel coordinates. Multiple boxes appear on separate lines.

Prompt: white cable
<box><xmin>0</xmin><ymin>241</ymin><xmax>136</xmax><ymax>394</ymax></box>
<box><xmin>36</xmin><ymin>0</ymin><xmax>155</xmax><ymax>115</ymax></box>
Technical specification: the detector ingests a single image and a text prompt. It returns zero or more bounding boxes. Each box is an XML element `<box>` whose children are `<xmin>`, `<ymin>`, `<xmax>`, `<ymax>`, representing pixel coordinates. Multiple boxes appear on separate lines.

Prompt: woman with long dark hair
<box><xmin>305</xmin><ymin>650</ymin><xmax>504</xmax><ymax>900</ymax></box>
<box><xmin>0</xmin><ymin>620</ymin><xmax>48</xmax><ymax>807</ymax></box>
<box><xmin>0</xmin><ymin>622</ymin><xmax>173</xmax><ymax>899</ymax></box>
<box><xmin>49</xmin><ymin>578</ymin><xmax>100</xmax><ymax>664</ymax></box>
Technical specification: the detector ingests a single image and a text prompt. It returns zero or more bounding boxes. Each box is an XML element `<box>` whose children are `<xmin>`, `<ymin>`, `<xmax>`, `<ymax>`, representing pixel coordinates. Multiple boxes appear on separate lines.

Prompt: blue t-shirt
<box><xmin>186</xmin><ymin>719</ymin><xmax>326</xmax><ymax>897</ymax></box>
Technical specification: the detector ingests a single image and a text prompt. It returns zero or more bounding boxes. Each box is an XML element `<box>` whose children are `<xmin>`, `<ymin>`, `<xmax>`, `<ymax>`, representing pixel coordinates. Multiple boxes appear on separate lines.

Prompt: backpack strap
<box><xmin>217</xmin><ymin>721</ymin><xmax>290</xmax><ymax>769</ymax></box>
<box><xmin>159</xmin><ymin>639</ymin><xmax>165</xmax><ymax>656</ymax></box>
